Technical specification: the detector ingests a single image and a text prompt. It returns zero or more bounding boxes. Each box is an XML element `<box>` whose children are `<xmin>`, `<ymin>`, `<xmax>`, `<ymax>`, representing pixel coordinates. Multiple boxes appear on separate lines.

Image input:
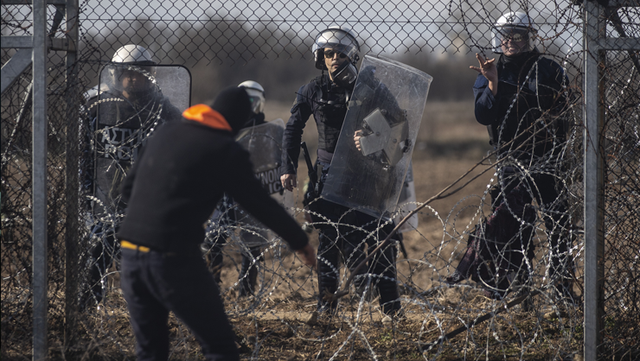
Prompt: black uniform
<box><xmin>118</xmin><ymin>91</ymin><xmax>309</xmax><ymax>360</ymax></box>
<box><xmin>204</xmin><ymin>113</ymin><xmax>272</xmax><ymax>296</ymax></box>
<box><xmin>282</xmin><ymin>73</ymin><xmax>401</xmax><ymax>315</ymax></box>
<box><xmin>448</xmin><ymin>50</ymin><xmax>572</xmax><ymax>299</ymax></box>
<box><xmin>81</xmin><ymin>86</ymin><xmax>182</xmax><ymax>305</ymax></box>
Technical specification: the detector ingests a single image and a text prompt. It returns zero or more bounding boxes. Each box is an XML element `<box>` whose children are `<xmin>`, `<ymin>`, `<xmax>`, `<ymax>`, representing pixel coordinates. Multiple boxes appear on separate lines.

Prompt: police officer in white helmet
<box><xmin>203</xmin><ymin>80</ymin><xmax>276</xmax><ymax>297</ymax></box>
<box><xmin>81</xmin><ymin>44</ymin><xmax>183</xmax><ymax>309</ymax></box>
<box><xmin>447</xmin><ymin>12</ymin><xmax>575</xmax><ymax>302</ymax></box>
<box><xmin>280</xmin><ymin>26</ymin><xmax>403</xmax><ymax>319</ymax></box>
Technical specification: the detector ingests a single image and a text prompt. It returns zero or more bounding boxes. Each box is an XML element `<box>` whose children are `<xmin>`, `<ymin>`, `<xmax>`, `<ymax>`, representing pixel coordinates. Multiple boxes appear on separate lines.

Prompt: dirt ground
<box><xmin>2</xmin><ymin>100</ymin><xmax>585</xmax><ymax>360</ymax></box>
<box><xmin>204</xmin><ymin>100</ymin><xmax>581</xmax><ymax>360</ymax></box>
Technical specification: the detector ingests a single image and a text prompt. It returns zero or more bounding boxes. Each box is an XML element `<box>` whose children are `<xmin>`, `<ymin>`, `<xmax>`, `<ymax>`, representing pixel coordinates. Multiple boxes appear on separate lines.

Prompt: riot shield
<box><xmin>234</xmin><ymin>119</ymin><xmax>293</xmax><ymax>246</ymax></box>
<box><xmin>236</xmin><ymin>118</ymin><xmax>286</xmax><ymax>193</ymax></box>
<box><xmin>394</xmin><ymin>163</ymin><xmax>418</xmax><ymax>233</ymax></box>
<box><xmin>321</xmin><ymin>56</ymin><xmax>432</xmax><ymax>219</ymax></box>
<box><xmin>90</xmin><ymin>64</ymin><xmax>191</xmax><ymax>216</ymax></box>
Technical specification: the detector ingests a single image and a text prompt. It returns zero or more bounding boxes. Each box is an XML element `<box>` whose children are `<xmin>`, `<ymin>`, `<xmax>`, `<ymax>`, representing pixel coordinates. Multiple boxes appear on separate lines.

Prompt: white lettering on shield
<box><xmin>256</xmin><ymin>168</ymin><xmax>282</xmax><ymax>195</ymax></box>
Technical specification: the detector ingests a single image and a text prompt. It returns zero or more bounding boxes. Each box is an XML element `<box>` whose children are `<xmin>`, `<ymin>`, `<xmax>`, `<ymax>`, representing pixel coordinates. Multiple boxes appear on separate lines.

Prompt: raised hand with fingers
<box><xmin>470</xmin><ymin>53</ymin><xmax>498</xmax><ymax>95</ymax></box>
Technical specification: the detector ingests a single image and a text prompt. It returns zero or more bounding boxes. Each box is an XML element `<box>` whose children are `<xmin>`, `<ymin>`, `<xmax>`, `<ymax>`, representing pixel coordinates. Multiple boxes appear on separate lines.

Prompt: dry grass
<box><xmin>2</xmin><ymin>100</ymin><xmax>591</xmax><ymax>360</ymax></box>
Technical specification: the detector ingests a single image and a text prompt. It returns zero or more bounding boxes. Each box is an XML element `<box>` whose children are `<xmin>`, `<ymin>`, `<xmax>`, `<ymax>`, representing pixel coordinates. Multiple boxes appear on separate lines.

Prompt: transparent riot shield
<box><xmin>321</xmin><ymin>56</ymin><xmax>432</xmax><ymax>219</ymax></box>
<box><xmin>90</xmin><ymin>64</ymin><xmax>191</xmax><ymax>216</ymax></box>
<box><xmin>234</xmin><ymin>119</ymin><xmax>293</xmax><ymax>246</ymax></box>
<box><xmin>394</xmin><ymin>163</ymin><xmax>418</xmax><ymax>233</ymax></box>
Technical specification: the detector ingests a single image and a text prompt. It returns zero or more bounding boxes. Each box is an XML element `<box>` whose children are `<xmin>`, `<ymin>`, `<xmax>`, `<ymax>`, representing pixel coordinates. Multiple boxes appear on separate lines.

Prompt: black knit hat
<box><xmin>210</xmin><ymin>86</ymin><xmax>252</xmax><ymax>135</ymax></box>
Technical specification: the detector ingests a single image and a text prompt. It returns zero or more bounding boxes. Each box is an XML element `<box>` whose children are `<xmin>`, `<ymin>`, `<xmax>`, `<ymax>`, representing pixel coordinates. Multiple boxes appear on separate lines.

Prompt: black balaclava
<box><xmin>210</xmin><ymin>86</ymin><xmax>252</xmax><ymax>135</ymax></box>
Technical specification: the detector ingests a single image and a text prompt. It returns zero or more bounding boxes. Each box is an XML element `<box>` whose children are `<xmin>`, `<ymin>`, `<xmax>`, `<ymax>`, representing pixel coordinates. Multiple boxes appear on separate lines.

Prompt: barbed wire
<box><xmin>2</xmin><ymin>0</ymin><xmax>639</xmax><ymax>359</ymax></box>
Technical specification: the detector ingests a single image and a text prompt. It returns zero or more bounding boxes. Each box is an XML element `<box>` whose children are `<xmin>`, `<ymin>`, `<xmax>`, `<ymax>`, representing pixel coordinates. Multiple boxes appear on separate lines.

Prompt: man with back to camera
<box><xmin>117</xmin><ymin>86</ymin><xmax>316</xmax><ymax>361</ymax></box>
<box><xmin>447</xmin><ymin>11</ymin><xmax>575</xmax><ymax>301</ymax></box>
<box><xmin>280</xmin><ymin>26</ymin><xmax>403</xmax><ymax>320</ymax></box>
<box><xmin>80</xmin><ymin>44</ymin><xmax>183</xmax><ymax>308</ymax></box>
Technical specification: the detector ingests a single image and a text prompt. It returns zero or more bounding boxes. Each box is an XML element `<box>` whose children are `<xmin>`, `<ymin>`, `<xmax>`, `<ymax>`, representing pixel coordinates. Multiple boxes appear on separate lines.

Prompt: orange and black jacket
<box><xmin>118</xmin><ymin>104</ymin><xmax>309</xmax><ymax>253</ymax></box>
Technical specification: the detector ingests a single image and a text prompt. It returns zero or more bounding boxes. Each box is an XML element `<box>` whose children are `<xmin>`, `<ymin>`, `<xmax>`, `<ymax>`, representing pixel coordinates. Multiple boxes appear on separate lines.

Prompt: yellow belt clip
<box><xmin>120</xmin><ymin>240</ymin><xmax>150</xmax><ymax>253</ymax></box>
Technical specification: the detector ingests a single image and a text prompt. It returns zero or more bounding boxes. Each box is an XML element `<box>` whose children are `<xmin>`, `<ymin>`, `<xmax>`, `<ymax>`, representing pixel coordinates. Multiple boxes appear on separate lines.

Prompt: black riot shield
<box><xmin>321</xmin><ymin>56</ymin><xmax>432</xmax><ymax>219</ymax></box>
<box><xmin>90</xmin><ymin>64</ymin><xmax>190</xmax><ymax>216</ymax></box>
<box><xmin>233</xmin><ymin>119</ymin><xmax>293</xmax><ymax>246</ymax></box>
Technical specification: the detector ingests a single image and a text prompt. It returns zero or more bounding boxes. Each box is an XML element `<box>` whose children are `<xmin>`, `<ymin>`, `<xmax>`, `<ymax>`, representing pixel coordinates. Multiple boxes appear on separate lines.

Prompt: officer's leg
<box><xmin>238</xmin><ymin>247</ymin><xmax>261</xmax><ymax>297</ymax></box>
<box><xmin>482</xmin><ymin>179</ymin><xmax>532</xmax><ymax>298</ymax></box>
<box><xmin>87</xmin><ymin>224</ymin><xmax>106</xmax><ymax>304</ymax></box>
<box><xmin>339</xmin><ymin>215</ymin><xmax>369</xmax><ymax>298</ymax></box>
<box><xmin>87</xmin><ymin>222</ymin><xmax>117</xmax><ymax>304</ymax></box>
<box><xmin>204</xmin><ymin>197</ymin><xmax>236</xmax><ymax>284</ymax></box>
<box><xmin>372</xmin><ymin>225</ymin><xmax>401</xmax><ymax>315</ymax></box>
<box><xmin>316</xmin><ymin>226</ymin><xmax>341</xmax><ymax>311</ymax></box>
<box><xmin>203</xmin><ymin>230</ymin><xmax>229</xmax><ymax>284</ymax></box>
<box><xmin>536</xmin><ymin>175</ymin><xmax>575</xmax><ymax>300</ymax></box>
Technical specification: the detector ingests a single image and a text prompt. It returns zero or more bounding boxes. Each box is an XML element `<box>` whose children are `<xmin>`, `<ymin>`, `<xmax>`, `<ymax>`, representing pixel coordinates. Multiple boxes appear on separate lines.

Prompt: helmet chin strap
<box><xmin>331</xmin><ymin>61</ymin><xmax>358</xmax><ymax>88</ymax></box>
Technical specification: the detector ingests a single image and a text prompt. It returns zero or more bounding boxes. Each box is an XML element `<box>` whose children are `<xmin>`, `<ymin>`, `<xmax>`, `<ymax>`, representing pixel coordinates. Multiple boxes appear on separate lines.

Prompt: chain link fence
<box><xmin>599</xmin><ymin>47</ymin><xmax>640</xmax><ymax>358</ymax></box>
<box><xmin>2</xmin><ymin>0</ymin><xmax>639</xmax><ymax>359</ymax></box>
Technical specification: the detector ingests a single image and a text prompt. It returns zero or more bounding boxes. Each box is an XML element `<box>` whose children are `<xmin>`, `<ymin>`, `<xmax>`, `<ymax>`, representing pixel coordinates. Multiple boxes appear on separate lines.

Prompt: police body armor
<box><xmin>321</xmin><ymin>56</ymin><xmax>432</xmax><ymax>219</ymax></box>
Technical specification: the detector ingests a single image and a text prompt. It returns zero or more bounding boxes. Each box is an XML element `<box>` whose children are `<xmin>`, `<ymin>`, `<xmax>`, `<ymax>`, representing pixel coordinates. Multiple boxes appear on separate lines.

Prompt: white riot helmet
<box><xmin>111</xmin><ymin>44</ymin><xmax>156</xmax><ymax>65</ymax></box>
<box><xmin>312</xmin><ymin>26</ymin><xmax>360</xmax><ymax>70</ymax></box>
<box><xmin>108</xmin><ymin>44</ymin><xmax>157</xmax><ymax>93</ymax></box>
<box><xmin>491</xmin><ymin>12</ymin><xmax>537</xmax><ymax>54</ymax></box>
<box><xmin>238</xmin><ymin>80</ymin><xmax>265</xmax><ymax>114</ymax></box>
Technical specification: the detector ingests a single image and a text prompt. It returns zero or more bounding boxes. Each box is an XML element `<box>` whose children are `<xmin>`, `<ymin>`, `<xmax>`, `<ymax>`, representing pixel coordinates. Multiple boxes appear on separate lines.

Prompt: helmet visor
<box><xmin>245</xmin><ymin>88</ymin><xmax>265</xmax><ymax>114</ymax></box>
<box><xmin>491</xmin><ymin>26</ymin><xmax>532</xmax><ymax>53</ymax></box>
<box><xmin>107</xmin><ymin>64</ymin><xmax>157</xmax><ymax>94</ymax></box>
<box><xmin>313</xmin><ymin>29</ymin><xmax>359</xmax><ymax>62</ymax></box>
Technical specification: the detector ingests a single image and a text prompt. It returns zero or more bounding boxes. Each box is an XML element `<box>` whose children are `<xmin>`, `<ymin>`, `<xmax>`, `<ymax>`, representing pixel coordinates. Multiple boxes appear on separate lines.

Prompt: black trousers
<box><xmin>448</xmin><ymin>166</ymin><xmax>573</xmax><ymax>296</ymax></box>
<box><xmin>87</xmin><ymin>221</ymin><xmax>120</xmax><ymax>303</ymax></box>
<box><xmin>309</xmin><ymin>198</ymin><xmax>401</xmax><ymax>314</ymax></box>
<box><xmin>120</xmin><ymin>246</ymin><xmax>240</xmax><ymax>361</ymax></box>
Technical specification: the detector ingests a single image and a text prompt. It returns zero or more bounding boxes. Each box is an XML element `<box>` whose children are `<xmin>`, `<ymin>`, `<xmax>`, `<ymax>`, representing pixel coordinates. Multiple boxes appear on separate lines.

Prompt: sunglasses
<box><xmin>500</xmin><ymin>30</ymin><xmax>528</xmax><ymax>43</ymax></box>
<box><xmin>324</xmin><ymin>50</ymin><xmax>347</xmax><ymax>59</ymax></box>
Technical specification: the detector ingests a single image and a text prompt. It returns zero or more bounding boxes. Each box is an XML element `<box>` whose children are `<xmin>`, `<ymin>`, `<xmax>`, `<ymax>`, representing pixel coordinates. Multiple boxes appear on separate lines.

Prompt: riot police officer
<box><xmin>280</xmin><ymin>26</ymin><xmax>402</xmax><ymax>318</ymax></box>
<box><xmin>81</xmin><ymin>44</ymin><xmax>183</xmax><ymax>307</ymax></box>
<box><xmin>447</xmin><ymin>12</ymin><xmax>574</xmax><ymax>301</ymax></box>
<box><xmin>203</xmin><ymin>80</ymin><xmax>281</xmax><ymax>297</ymax></box>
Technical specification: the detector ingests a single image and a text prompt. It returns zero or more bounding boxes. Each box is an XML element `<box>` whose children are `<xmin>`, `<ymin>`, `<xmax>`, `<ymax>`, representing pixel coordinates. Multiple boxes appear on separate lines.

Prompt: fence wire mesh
<box><xmin>1</xmin><ymin>0</ymin><xmax>639</xmax><ymax>360</ymax></box>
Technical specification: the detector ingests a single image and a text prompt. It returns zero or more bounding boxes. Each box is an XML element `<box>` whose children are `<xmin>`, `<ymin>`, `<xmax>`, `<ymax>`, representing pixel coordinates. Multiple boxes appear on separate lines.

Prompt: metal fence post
<box><xmin>64</xmin><ymin>0</ymin><xmax>80</xmax><ymax>351</ymax></box>
<box><xmin>32</xmin><ymin>0</ymin><xmax>48</xmax><ymax>359</ymax></box>
<box><xmin>583</xmin><ymin>1</ymin><xmax>606</xmax><ymax>360</ymax></box>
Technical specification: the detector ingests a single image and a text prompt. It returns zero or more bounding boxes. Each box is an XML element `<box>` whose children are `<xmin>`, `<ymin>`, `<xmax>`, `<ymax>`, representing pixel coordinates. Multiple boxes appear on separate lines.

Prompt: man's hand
<box><xmin>281</xmin><ymin>173</ymin><xmax>297</xmax><ymax>192</ymax></box>
<box><xmin>295</xmin><ymin>243</ymin><xmax>317</xmax><ymax>269</ymax></box>
<box><xmin>354</xmin><ymin>130</ymin><xmax>363</xmax><ymax>152</ymax></box>
<box><xmin>470</xmin><ymin>53</ymin><xmax>498</xmax><ymax>95</ymax></box>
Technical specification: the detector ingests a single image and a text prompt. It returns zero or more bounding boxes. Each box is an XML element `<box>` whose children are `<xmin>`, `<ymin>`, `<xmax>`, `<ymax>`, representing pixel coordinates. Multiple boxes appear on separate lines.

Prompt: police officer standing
<box><xmin>204</xmin><ymin>80</ymin><xmax>284</xmax><ymax>297</ymax></box>
<box><xmin>81</xmin><ymin>44</ymin><xmax>183</xmax><ymax>307</ymax></box>
<box><xmin>448</xmin><ymin>12</ymin><xmax>574</xmax><ymax>301</ymax></box>
<box><xmin>280</xmin><ymin>26</ymin><xmax>402</xmax><ymax>318</ymax></box>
